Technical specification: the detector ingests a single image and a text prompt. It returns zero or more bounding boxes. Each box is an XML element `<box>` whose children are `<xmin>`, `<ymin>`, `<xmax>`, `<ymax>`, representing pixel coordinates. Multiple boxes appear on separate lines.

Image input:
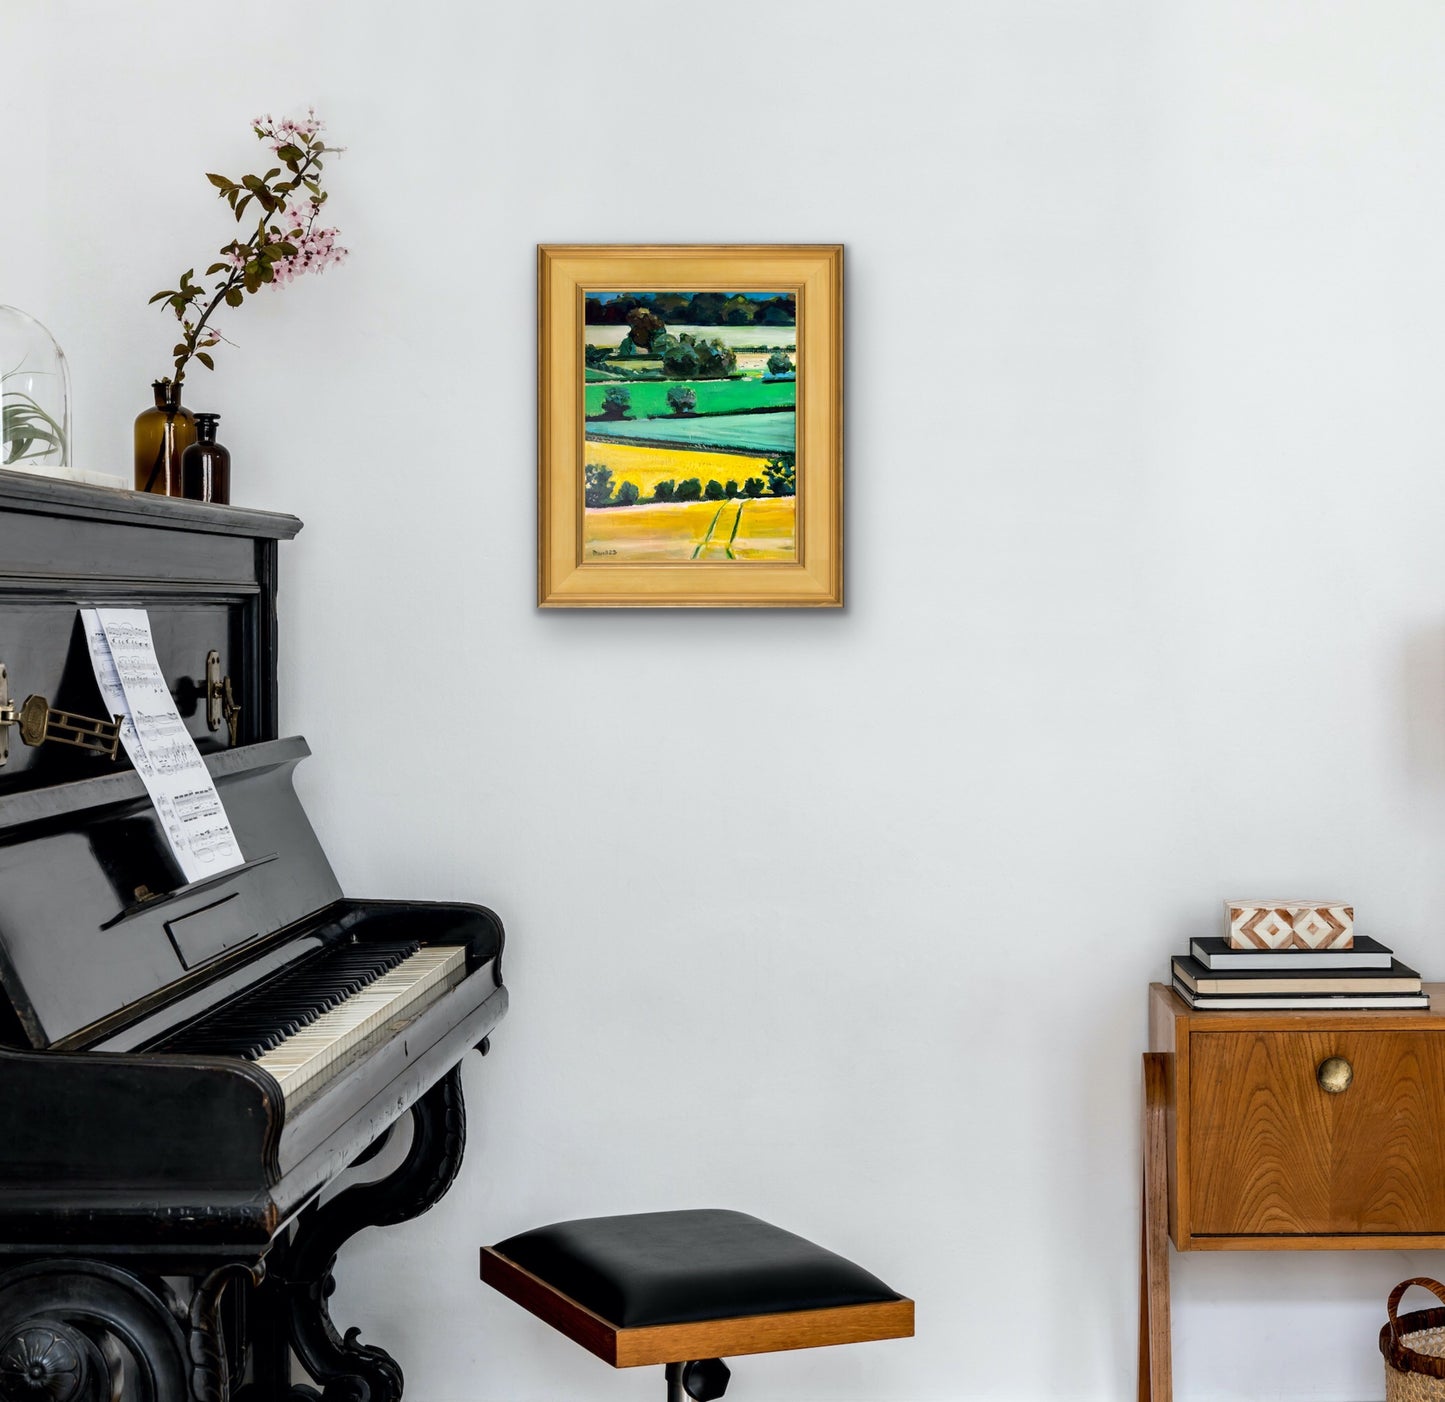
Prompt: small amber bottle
<box><xmin>134</xmin><ymin>379</ymin><xmax>196</xmax><ymax>495</ymax></box>
<box><xmin>181</xmin><ymin>414</ymin><xmax>231</xmax><ymax>504</ymax></box>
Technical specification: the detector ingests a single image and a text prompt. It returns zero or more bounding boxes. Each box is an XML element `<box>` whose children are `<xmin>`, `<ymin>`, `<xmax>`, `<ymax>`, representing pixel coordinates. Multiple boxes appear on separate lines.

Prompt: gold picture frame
<box><xmin>538</xmin><ymin>244</ymin><xmax>842</xmax><ymax>608</ymax></box>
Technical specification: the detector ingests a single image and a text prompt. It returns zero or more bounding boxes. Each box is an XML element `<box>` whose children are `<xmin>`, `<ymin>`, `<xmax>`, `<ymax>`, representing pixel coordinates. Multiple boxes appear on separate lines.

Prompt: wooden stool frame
<box><xmin>480</xmin><ymin>1246</ymin><xmax>915</xmax><ymax>1370</ymax></box>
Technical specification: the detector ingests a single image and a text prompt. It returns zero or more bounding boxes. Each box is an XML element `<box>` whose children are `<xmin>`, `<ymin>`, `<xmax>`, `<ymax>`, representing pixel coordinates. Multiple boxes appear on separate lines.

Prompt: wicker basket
<box><xmin>1382</xmin><ymin>1279</ymin><xmax>1445</xmax><ymax>1400</ymax></box>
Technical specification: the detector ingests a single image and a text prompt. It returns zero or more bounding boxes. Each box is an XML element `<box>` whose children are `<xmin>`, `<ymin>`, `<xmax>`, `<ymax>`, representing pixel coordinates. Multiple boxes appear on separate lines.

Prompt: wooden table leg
<box><xmin>1139</xmin><ymin>1052</ymin><xmax>1172</xmax><ymax>1402</ymax></box>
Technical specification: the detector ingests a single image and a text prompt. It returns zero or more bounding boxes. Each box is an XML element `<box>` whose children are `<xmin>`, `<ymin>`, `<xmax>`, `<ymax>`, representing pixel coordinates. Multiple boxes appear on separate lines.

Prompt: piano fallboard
<box><xmin>0</xmin><ymin>898</ymin><xmax>505</xmax><ymax>1257</ymax></box>
<box><xmin>0</xmin><ymin>737</ymin><xmax>342</xmax><ymax>1049</ymax></box>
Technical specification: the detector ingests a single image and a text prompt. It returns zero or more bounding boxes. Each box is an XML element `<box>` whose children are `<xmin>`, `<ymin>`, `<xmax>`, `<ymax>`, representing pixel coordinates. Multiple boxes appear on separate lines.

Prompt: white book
<box><xmin>1172</xmin><ymin>978</ymin><xmax>1429</xmax><ymax>1011</ymax></box>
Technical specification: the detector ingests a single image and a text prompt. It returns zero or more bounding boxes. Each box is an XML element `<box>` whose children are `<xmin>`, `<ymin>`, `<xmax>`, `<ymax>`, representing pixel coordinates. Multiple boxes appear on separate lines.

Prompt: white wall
<box><xmin>6</xmin><ymin>2</ymin><xmax>1445</xmax><ymax>1397</ymax></box>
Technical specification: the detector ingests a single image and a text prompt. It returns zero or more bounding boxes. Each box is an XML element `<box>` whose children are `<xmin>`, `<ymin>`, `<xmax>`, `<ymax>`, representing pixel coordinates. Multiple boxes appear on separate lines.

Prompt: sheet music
<box><xmin>80</xmin><ymin>608</ymin><xmax>243</xmax><ymax>883</ymax></box>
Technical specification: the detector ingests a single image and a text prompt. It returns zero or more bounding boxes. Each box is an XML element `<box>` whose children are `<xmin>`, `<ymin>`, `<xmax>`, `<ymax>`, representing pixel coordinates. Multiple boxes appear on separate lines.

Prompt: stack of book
<box><xmin>1172</xmin><ymin>936</ymin><xmax>1428</xmax><ymax>1010</ymax></box>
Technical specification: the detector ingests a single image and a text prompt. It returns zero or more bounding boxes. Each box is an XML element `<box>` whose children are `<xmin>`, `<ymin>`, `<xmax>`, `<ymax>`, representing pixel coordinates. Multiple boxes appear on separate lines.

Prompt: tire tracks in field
<box><xmin>693</xmin><ymin>500</ymin><xmax>746</xmax><ymax>560</ymax></box>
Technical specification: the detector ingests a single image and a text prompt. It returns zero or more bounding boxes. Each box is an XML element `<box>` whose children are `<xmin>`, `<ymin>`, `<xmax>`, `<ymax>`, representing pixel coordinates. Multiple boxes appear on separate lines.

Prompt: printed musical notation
<box><xmin>81</xmin><ymin>608</ymin><xmax>242</xmax><ymax>882</ymax></box>
<box><xmin>140</xmin><ymin>738</ymin><xmax>203</xmax><ymax>776</ymax></box>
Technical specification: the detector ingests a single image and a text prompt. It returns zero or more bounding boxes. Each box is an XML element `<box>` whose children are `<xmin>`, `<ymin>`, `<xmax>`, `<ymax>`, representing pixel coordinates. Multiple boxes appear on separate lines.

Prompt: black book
<box><xmin>1173</xmin><ymin>954</ymin><xmax>1421</xmax><ymax>997</ymax></box>
<box><xmin>1189</xmin><ymin>935</ymin><xmax>1393</xmax><ymax>971</ymax></box>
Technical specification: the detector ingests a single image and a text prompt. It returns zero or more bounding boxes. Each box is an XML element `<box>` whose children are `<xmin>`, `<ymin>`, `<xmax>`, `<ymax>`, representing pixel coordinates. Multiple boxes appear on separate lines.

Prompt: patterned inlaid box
<box><xmin>1226</xmin><ymin>900</ymin><xmax>1354</xmax><ymax>950</ymax></box>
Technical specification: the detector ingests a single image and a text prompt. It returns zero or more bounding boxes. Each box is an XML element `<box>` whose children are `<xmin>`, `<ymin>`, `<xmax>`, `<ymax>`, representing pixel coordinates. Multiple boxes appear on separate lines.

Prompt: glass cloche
<box><xmin>1</xmin><ymin>305</ymin><xmax>71</xmax><ymax>472</ymax></box>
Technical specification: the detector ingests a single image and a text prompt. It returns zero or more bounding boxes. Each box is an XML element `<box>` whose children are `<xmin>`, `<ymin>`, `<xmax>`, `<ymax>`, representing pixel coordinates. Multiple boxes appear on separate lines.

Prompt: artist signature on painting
<box><xmin>590</xmin><ymin>548</ymin><xmax>618</xmax><ymax>556</ymax></box>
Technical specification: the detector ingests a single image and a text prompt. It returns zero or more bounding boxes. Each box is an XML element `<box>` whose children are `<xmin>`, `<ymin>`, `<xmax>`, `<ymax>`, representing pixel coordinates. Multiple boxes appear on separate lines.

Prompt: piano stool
<box><xmin>480</xmin><ymin>1208</ymin><xmax>913</xmax><ymax>1402</ymax></box>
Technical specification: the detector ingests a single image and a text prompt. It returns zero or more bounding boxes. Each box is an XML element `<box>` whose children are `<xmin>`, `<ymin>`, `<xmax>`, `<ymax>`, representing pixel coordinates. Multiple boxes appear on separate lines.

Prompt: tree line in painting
<box><xmin>584</xmin><ymin>456</ymin><xmax>795</xmax><ymax>509</ymax></box>
<box><xmin>586</xmin><ymin>333</ymin><xmax>750</xmax><ymax>379</ymax></box>
<box><xmin>584</xmin><ymin>291</ymin><xmax>795</xmax><ymax>327</ymax></box>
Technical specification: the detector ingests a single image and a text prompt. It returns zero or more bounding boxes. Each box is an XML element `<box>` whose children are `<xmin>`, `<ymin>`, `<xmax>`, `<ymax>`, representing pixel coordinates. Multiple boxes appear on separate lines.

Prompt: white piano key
<box><xmin>253</xmin><ymin>945</ymin><xmax>466</xmax><ymax>1098</ymax></box>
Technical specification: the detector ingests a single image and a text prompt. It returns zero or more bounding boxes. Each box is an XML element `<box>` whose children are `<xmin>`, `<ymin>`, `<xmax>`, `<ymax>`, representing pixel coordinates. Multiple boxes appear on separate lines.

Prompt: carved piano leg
<box><xmin>0</xmin><ymin>1260</ymin><xmax>189</xmax><ymax>1402</ymax></box>
<box><xmin>186</xmin><ymin>1264</ymin><xmax>262</xmax><ymax>1402</ymax></box>
<box><xmin>278</xmin><ymin>1067</ymin><xmax>467</xmax><ymax>1402</ymax></box>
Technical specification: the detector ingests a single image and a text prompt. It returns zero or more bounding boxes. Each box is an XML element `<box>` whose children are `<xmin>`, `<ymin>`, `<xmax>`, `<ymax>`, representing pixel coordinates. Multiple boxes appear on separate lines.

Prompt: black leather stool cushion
<box><xmin>493</xmin><ymin>1209</ymin><xmax>901</xmax><ymax>1329</ymax></box>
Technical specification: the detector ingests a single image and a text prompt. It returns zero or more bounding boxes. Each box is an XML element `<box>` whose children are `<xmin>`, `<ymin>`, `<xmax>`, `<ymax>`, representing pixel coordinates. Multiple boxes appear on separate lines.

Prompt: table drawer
<box><xmin>1190</xmin><ymin>1030</ymin><xmax>1445</xmax><ymax>1236</ymax></box>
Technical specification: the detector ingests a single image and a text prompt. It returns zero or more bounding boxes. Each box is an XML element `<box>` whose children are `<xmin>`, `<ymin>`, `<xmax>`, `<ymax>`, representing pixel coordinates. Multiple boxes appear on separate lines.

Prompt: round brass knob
<box><xmin>1317</xmin><ymin>1056</ymin><xmax>1354</xmax><ymax>1094</ymax></box>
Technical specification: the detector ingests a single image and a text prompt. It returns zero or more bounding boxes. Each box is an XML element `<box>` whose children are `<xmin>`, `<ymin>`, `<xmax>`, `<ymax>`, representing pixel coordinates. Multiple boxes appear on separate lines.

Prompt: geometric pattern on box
<box><xmin>1226</xmin><ymin>901</ymin><xmax>1354</xmax><ymax>950</ymax></box>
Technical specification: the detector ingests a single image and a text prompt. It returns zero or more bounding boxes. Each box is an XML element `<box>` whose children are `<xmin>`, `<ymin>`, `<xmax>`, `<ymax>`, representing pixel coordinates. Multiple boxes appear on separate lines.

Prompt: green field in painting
<box><xmin>586</xmin><ymin>411</ymin><xmax>795</xmax><ymax>455</ymax></box>
<box><xmin>584</xmin><ymin>378</ymin><xmax>795</xmax><ymax>419</ymax></box>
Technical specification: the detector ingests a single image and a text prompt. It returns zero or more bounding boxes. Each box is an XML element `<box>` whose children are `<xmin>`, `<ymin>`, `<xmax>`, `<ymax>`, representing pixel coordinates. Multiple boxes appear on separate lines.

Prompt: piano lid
<box><xmin>0</xmin><ymin>737</ymin><xmax>341</xmax><ymax>1049</ymax></box>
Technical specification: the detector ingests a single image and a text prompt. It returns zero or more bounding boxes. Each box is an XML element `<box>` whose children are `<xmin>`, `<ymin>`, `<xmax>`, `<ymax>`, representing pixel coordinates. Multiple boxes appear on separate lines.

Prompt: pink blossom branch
<box><xmin>150</xmin><ymin>109</ymin><xmax>347</xmax><ymax>386</ymax></box>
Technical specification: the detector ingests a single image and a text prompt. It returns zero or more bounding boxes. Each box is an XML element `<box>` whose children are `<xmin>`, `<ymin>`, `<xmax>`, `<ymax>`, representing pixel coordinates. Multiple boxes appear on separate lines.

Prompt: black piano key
<box><xmin>156</xmin><ymin>940</ymin><xmax>423</xmax><ymax>1061</ymax></box>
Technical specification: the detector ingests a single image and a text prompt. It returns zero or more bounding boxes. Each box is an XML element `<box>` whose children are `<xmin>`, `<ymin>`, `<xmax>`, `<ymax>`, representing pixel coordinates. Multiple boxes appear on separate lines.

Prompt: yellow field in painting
<box><xmin>583</xmin><ymin>440</ymin><xmax>772</xmax><ymax>497</ymax></box>
<box><xmin>730</xmin><ymin>498</ymin><xmax>796</xmax><ymax>560</ymax></box>
<box><xmin>584</xmin><ymin>498</ymin><xmax>795</xmax><ymax>562</ymax></box>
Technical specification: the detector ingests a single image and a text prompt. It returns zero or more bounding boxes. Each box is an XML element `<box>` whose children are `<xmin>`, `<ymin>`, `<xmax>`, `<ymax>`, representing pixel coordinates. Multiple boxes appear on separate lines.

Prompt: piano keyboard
<box><xmin>254</xmin><ymin>945</ymin><xmax>466</xmax><ymax>1097</ymax></box>
<box><xmin>161</xmin><ymin>940</ymin><xmax>468</xmax><ymax>1100</ymax></box>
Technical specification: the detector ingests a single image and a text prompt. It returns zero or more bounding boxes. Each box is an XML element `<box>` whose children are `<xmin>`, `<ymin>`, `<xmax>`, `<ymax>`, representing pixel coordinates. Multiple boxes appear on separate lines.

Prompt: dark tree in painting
<box><xmin>720</xmin><ymin>294</ymin><xmax>758</xmax><ymax>325</ymax></box>
<box><xmin>600</xmin><ymin>385</ymin><xmax>631</xmax><ymax>419</ymax></box>
<box><xmin>584</xmin><ymin>295</ymin><xmax>640</xmax><ymax>325</ymax></box>
<box><xmin>626</xmin><ymin>307</ymin><xmax>666</xmax><ymax>350</ymax></box>
<box><xmin>584</xmin><ymin>464</ymin><xmax>615</xmax><ymax>507</ymax></box>
<box><xmin>675</xmin><ymin>477</ymin><xmax>703</xmax><ymax>502</ymax></box>
<box><xmin>666</xmin><ymin>385</ymin><xmax>697</xmax><ymax>415</ymax></box>
<box><xmin>653</xmin><ymin>479</ymin><xmax>676</xmax><ymax>502</ymax></box>
<box><xmin>650</xmin><ymin>292</ymin><xmax>691</xmax><ymax>322</ymax></box>
<box><xmin>742</xmin><ymin>477</ymin><xmax>766</xmax><ymax>497</ymax></box>
<box><xmin>755</xmin><ymin>299</ymin><xmax>795</xmax><ymax>325</ymax></box>
<box><xmin>767</xmin><ymin>351</ymin><xmax>794</xmax><ymax>375</ymax></box>
<box><xmin>704</xmin><ymin>479</ymin><xmax>725</xmax><ymax>500</ymax></box>
<box><xmin>661</xmin><ymin>333</ymin><xmax>737</xmax><ymax>380</ymax></box>
<box><xmin>764</xmin><ymin>455</ymin><xmax>795</xmax><ymax>497</ymax></box>
<box><xmin>686</xmin><ymin>292</ymin><xmax>727</xmax><ymax>325</ymax></box>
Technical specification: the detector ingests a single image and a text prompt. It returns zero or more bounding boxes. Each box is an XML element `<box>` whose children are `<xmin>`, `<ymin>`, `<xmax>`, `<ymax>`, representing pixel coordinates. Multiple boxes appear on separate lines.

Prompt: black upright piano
<box><xmin>0</xmin><ymin>471</ymin><xmax>507</xmax><ymax>1402</ymax></box>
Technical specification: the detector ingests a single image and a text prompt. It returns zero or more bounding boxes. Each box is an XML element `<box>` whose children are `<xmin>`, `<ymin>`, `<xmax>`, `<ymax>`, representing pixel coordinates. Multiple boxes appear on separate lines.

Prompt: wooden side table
<box><xmin>1141</xmin><ymin>980</ymin><xmax>1445</xmax><ymax>1400</ymax></box>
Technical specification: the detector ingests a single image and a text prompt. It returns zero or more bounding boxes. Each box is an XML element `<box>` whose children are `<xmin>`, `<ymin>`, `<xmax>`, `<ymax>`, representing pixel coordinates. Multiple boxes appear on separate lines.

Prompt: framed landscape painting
<box><xmin>538</xmin><ymin>245</ymin><xmax>842</xmax><ymax>607</ymax></box>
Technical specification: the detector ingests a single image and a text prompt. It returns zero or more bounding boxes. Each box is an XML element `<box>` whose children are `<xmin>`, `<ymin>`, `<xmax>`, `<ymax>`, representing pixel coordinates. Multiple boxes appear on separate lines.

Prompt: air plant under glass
<box><xmin>1</xmin><ymin>306</ymin><xmax>71</xmax><ymax>474</ymax></box>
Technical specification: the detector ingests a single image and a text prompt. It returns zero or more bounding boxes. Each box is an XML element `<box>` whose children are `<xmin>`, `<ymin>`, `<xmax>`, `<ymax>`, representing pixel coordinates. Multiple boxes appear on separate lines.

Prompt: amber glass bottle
<box><xmin>133</xmin><ymin>380</ymin><xmax>196</xmax><ymax>495</ymax></box>
<box><xmin>181</xmin><ymin>413</ymin><xmax>230</xmax><ymax>505</ymax></box>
